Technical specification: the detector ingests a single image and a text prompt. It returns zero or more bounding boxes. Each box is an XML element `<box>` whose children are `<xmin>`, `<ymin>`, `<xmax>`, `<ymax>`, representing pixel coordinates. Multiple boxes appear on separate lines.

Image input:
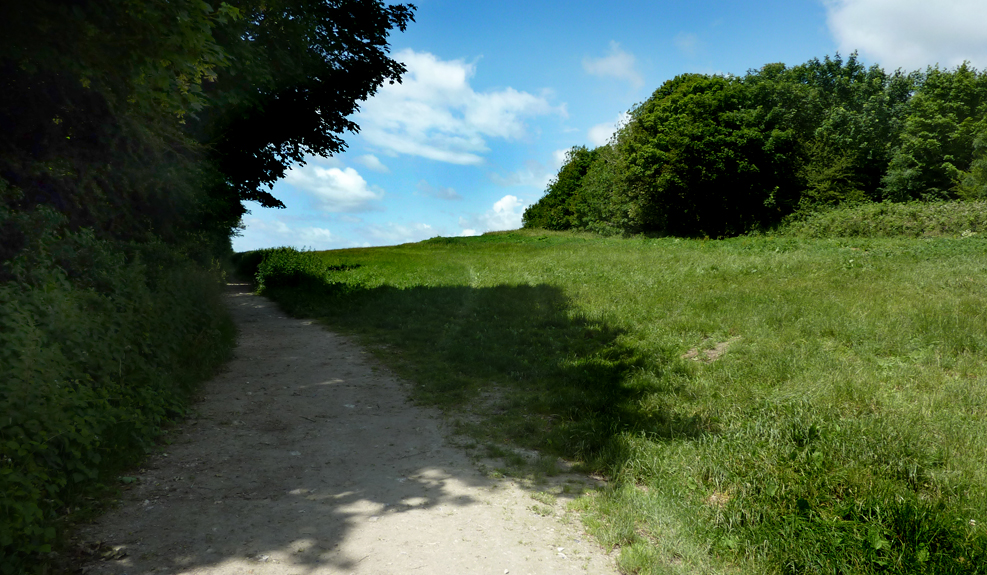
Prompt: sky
<box><xmin>233</xmin><ymin>0</ymin><xmax>987</xmax><ymax>251</ymax></box>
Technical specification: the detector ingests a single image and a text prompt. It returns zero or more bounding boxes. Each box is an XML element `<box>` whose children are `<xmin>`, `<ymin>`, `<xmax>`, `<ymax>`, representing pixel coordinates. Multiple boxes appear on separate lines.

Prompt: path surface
<box><xmin>78</xmin><ymin>284</ymin><xmax>617</xmax><ymax>575</ymax></box>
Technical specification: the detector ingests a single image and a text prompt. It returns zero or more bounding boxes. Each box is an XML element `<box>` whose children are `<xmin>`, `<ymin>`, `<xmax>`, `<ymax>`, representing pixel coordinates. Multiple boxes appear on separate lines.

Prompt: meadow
<box><xmin>240</xmin><ymin>219</ymin><xmax>987</xmax><ymax>574</ymax></box>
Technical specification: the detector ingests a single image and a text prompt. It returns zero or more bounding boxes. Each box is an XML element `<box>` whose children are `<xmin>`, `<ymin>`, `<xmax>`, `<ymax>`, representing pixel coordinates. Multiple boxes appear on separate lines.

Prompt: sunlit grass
<box><xmin>248</xmin><ymin>229</ymin><xmax>987</xmax><ymax>574</ymax></box>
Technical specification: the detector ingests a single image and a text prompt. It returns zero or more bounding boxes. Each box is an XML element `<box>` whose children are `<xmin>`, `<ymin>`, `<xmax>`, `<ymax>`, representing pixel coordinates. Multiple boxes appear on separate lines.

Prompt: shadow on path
<box><xmin>77</xmin><ymin>284</ymin><xmax>618</xmax><ymax>575</ymax></box>
<box><xmin>267</xmin><ymin>279</ymin><xmax>716</xmax><ymax>467</ymax></box>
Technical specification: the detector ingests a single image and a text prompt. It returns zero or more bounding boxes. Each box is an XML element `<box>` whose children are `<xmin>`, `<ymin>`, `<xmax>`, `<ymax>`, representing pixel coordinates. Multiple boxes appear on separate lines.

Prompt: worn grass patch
<box><xmin>251</xmin><ymin>228</ymin><xmax>987</xmax><ymax>574</ymax></box>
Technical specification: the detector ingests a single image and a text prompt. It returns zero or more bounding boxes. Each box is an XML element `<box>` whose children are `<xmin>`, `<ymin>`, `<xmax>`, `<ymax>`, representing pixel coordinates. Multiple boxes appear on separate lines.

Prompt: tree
<box><xmin>783</xmin><ymin>54</ymin><xmax>914</xmax><ymax>206</ymax></box>
<box><xmin>0</xmin><ymin>0</ymin><xmax>416</xmax><ymax>248</ymax></box>
<box><xmin>523</xmin><ymin>146</ymin><xmax>597</xmax><ymax>230</ymax></box>
<box><xmin>0</xmin><ymin>0</ymin><xmax>242</xmax><ymax>245</ymax></box>
<box><xmin>192</xmin><ymin>0</ymin><xmax>417</xmax><ymax>209</ymax></box>
<box><xmin>882</xmin><ymin>63</ymin><xmax>987</xmax><ymax>201</ymax></box>
<box><xmin>615</xmin><ymin>72</ymin><xmax>803</xmax><ymax>236</ymax></box>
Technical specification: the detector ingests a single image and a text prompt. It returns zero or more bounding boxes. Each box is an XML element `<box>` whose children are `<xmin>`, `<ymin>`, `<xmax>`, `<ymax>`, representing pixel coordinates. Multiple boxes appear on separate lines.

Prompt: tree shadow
<box><xmin>268</xmin><ymin>279</ymin><xmax>716</xmax><ymax>464</ymax></box>
<box><xmin>75</xmin><ymin>281</ymin><xmax>714</xmax><ymax>574</ymax></box>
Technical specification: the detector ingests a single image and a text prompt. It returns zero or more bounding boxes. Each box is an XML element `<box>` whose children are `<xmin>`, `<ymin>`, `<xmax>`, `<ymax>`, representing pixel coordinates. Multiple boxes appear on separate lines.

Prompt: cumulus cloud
<box><xmin>357</xmin><ymin>49</ymin><xmax>564</xmax><ymax>165</ymax></box>
<box><xmin>355</xmin><ymin>154</ymin><xmax>390</xmax><ymax>173</ymax></box>
<box><xmin>238</xmin><ymin>217</ymin><xmax>337</xmax><ymax>250</ymax></box>
<box><xmin>415</xmin><ymin>180</ymin><xmax>461</xmax><ymax>200</ymax></box>
<box><xmin>823</xmin><ymin>0</ymin><xmax>987</xmax><ymax>70</ymax></box>
<box><xmin>460</xmin><ymin>195</ymin><xmax>528</xmax><ymax>234</ymax></box>
<box><xmin>588</xmin><ymin>112</ymin><xmax>631</xmax><ymax>147</ymax></box>
<box><xmin>490</xmin><ymin>149</ymin><xmax>569</xmax><ymax>190</ymax></box>
<box><xmin>583</xmin><ymin>41</ymin><xmax>644</xmax><ymax>88</ymax></box>
<box><xmin>305</xmin><ymin>155</ymin><xmax>344</xmax><ymax>169</ymax></box>
<box><xmin>285</xmin><ymin>165</ymin><xmax>384</xmax><ymax>212</ymax></box>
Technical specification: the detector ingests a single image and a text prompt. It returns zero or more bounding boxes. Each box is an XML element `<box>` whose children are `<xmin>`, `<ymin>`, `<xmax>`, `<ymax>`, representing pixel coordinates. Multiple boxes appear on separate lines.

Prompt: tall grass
<box><xmin>778</xmin><ymin>201</ymin><xmax>987</xmax><ymax>238</ymax></box>
<box><xmin>247</xmin><ymin>225</ymin><xmax>987</xmax><ymax>574</ymax></box>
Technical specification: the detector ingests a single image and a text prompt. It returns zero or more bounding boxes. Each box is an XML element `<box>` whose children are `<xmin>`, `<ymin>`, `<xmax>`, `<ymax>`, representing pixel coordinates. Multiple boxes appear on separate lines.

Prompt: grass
<box><xmin>777</xmin><ymin>201</ymin><xmax>987</xmax><ymax>238</ymax></box>
<box><xmin>249</xmin><ymin>227</ymin><xmax>987</xmax><ymax>574</ymax></box>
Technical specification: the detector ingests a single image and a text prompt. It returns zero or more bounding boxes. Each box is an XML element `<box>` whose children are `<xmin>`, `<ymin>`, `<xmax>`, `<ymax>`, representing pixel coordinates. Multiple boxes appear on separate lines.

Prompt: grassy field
<box><xmin>244</xmin><ymin>228</ymin><xmax>987</xmax><ymax>574</ymax></box>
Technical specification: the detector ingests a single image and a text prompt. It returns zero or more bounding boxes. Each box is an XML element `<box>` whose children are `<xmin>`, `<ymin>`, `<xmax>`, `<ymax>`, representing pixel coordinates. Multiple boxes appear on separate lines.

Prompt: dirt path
<box><xmin>78</xmin><ymin>284</ymin><xmax>617</xmax><ymax>575</ymax></box>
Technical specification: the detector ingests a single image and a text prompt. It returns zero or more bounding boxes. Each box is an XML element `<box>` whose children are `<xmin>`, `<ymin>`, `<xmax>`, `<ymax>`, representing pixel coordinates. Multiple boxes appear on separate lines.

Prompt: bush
<box><xmin>777</xmin><ymin>201</ymin><xmax>987</xmax><ymax>238</ymax></box>
<box><xmin>0</xmin><ymin>207</ymin><xmax>235</xmax><ymax>573</ymax></box>
<box><xmin>252</xmin><ymin>247</ymin><xmax>358</xmax><ymax>293</ymax></box>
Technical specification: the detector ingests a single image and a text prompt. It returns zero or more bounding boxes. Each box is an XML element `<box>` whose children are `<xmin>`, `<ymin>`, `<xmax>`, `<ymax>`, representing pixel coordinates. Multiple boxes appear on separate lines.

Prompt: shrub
<box><xmin>0</xmin><ymin>207</ymin><xmax>235</xmax><ymax>573</ymax></box>
<box><xmin>777</xmin><ymin>201</ymin><xmax>987</xmax><ymax>238</ymax></box>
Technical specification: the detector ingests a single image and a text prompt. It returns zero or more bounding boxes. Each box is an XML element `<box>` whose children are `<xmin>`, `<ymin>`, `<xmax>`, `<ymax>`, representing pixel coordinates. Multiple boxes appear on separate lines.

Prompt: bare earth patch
<box><xmin>681</xmin><ymin>336</ymin><xmax>741</xmax><ymax>363</ymax></box>
<box><xmin>75</xmin><ymin>284</ymin><xmax>616</xmax><ymax>575</ymax></box>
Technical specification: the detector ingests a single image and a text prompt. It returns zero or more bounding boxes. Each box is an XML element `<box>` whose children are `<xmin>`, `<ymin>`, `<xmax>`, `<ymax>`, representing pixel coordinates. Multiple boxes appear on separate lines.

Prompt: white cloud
<box><xmin>551</xmin><ymin>148</ymin><xmax>568</xmax><ymax>167</ymax></box>
<box><xmin>285</xmin><ymin>165</ymin><xmax>384</xmax><ymax>212</ymax></box>
<box><xmin>460</xmin><ymin>195</ymin><xmax>528</xmax><ymax>234</ymax></box>
<box><xmin>583</xmin><ymin>41</ymin><xmax>644</xmax><ymax>88</ymax></box>
<box><xmin>357</xmin><ymin>49</ymin><xmax>564</xmax><ymax>165</ymax></box>
<box><xmin>674</xmin><ymin>32</ymin><xmax>700</xmax><ymax>58</ymax></box>
<box><xmin>588</xmin><ymin>112</ymin><xmax>631</xmax><ymax>147</ymax></box>
<box><xmin>305</xmin><ymin>155</ymin><xmax>344</xmax><ymax>169</ymax></box>
<box><xmin>490</xmin><ymin>160</ymin><xmax>554</xmax><ymax>189</ymax></box>
<box><xmin>360</xmin><ymin>222</ymin><xmax>437</xmax><ymax>245</ymax></box>
<box><xmin>823</xmin><ymin>0</ymin><xmax>987</xmax><ymax>70</ymax></box>
<box><xmin>238</xmin><ymin>217</ymin><xmax>338</xmax><ymax>250</ymax></box>
<box><xmin>487</xmin><ymin>195</ymin><xmax>527</xmax><ymax>231</ymax></box>
<box><xmin>355</xmin><ymin>154</ymin><xmax>390</xmax><ymax>173</ymax></box>
<box><xmin>490</xmin><ymin>149</ymin><xmax>569</xmax><ymax>190</ymax></box>
<box><xmin>416</xmin><ymin>180</ymin><xmax>461</xmax><ymax>200</ymax></box>
<box><xmin>460</xmin><ymin>229</ymin><xmax>480</xmax><ymax>237</ymax></box>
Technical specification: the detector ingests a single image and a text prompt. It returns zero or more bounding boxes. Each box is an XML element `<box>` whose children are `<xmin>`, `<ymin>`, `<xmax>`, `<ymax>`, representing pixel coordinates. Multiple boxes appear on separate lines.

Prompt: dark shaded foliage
<box><xmin>0</xmin><ymin>1</ymin><xmax>415</xmax><ymax>571</ymax></box>
<box><xmin>193</xmin><ymin>0</ymin><xmax>416</xmax><ymax>208</ymax></box>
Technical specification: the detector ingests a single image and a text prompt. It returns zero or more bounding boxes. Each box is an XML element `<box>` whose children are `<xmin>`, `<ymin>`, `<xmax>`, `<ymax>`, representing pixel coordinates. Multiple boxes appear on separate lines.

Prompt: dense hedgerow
<box><xmin>0</xmin><ymin>205</ymin><xmax>235</xmax><ymax>572</ymax></box>
<box><xmin>776</xmin><ymin>201</ymin><xmax>987</xmax><ymax>238</ymax></box>
<box><xmin>234</xmin><ymin>247</ymin><xmax>360</xmax><ymax>292</ymax></box>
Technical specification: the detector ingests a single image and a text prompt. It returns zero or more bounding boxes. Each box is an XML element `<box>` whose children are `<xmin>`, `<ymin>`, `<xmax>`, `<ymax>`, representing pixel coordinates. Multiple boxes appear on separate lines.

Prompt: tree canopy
<box><xmin>525</xmin><ymin>54</ymin><xmax>987</xmax><ymax>237</ymax></box>
<box><xmin>0</xmin><ymin>0</ymin><xmax>416</xmax><ymax>245</ymax></box>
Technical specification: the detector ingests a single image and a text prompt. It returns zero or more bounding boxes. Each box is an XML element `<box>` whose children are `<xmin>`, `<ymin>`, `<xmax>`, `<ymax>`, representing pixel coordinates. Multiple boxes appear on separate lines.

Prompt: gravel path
<box><xmin>77</xmin><ymin>284</ymin><xmax>617</xmax><ymax>575</ymax></box>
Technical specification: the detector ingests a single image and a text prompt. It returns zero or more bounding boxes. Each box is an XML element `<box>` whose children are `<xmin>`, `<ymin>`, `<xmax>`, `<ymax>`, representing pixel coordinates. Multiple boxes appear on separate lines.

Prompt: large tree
<box><xmin>882</xmin><ymin>63</ymin><xmax>987</xmax><ymax>201</ymax></box>
<box><xmin>0</xmin><ymin>0</ymin><xmax>416</xmax><ymax>243</ymax></box>
<box><xmin>614</xmin><ymin>72</ymin><xmax>805</xmax><ymax>236</ymax></box>
<box><xmin>193</xmin><ymin>0</ymin><xmax>416</xmax><ymax>209</ymax></box>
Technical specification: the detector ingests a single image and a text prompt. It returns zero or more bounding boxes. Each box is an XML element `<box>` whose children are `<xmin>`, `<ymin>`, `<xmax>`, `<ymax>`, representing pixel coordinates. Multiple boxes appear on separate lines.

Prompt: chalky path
<box><xmin>79</xmin><ymin>284</ymin><xmax>617</xmax><ymax>575</ymax></box>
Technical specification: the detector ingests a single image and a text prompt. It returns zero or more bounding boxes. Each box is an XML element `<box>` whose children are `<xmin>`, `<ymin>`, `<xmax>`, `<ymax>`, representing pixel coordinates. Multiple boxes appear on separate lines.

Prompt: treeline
<box><xmin>524</xmin><ymin>54</ymin><xmax>987</xmax><ymax>237</ymax></box>
<box><xmin>0</xmin><ymin>1</ymin><xmax>413</xmax><ymax>571</ymax></box>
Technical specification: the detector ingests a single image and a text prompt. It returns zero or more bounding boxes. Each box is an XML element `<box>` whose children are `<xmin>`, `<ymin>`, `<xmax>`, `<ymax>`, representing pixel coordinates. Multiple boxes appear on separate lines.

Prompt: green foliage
<box><xmin>0</xmin><ymin>1</ymin><xmax>416</xmax><ymax>570</ymax></box>
<box><xmin>0</xmin><ymin>205</ymin><xmax>235</xmax><ymax>572</ymax></box>
<box><xmin>778</xmin><ymin>201</ymin><xmax>987</xmax><ymax>238</ymax></box>
<box><xmin>615</xmin><ymin>72</ymin><xmax>805</xmax><ymax>236</ymax></box>
<box><xmin>251</xmin><ymin>231</ymin><xmax>987</xmax><ymax>574</ymax></box>
<box><xmin>252</xmin><ymin>247</ymin><xmax>358</xmax><ymax>292</ymax></box>
<box><xmin>0</xmin><ymin>0</ymin><xmax>238</xmax><ymax>121</ymax></box>
<box><xmin>954</xmin><ymin>132</ymin><xmax>987</xmax><ymax>200</ymax></box>
<box><xmin>883</xmin><ymin>64</ymin><xmax>987</xmax><ymax>201</ymax></box>
<box><xmin>522</xmin><ymin>146</ymin><xmax>598</xmax><ymax>230</ymax></box>
<box><xmin>193</xmin><ymin>0</ymin><xmax>417</xmax><ymax>208</ymax></box>
<box><xmin>570</xmin><ymin>144</ymin><xmax>629</xmax><ymax>234</ymax></box>
<box><xmin>527</xmin><ymin>55</ymin><xmax>986</xmax><ymax>238</ymax></box>
<box><xmin>790</xmin><ymin>54</ymin><xmax>914</xmax><ymax>207</ymax></box>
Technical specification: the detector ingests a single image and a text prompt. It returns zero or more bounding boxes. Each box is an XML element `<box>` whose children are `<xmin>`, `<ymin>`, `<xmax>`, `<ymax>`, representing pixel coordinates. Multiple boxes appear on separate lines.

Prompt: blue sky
<box><xmin>233</xmin><ymin>0</ymin><xmax>987</xmax><ymax>251</ymax></box>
